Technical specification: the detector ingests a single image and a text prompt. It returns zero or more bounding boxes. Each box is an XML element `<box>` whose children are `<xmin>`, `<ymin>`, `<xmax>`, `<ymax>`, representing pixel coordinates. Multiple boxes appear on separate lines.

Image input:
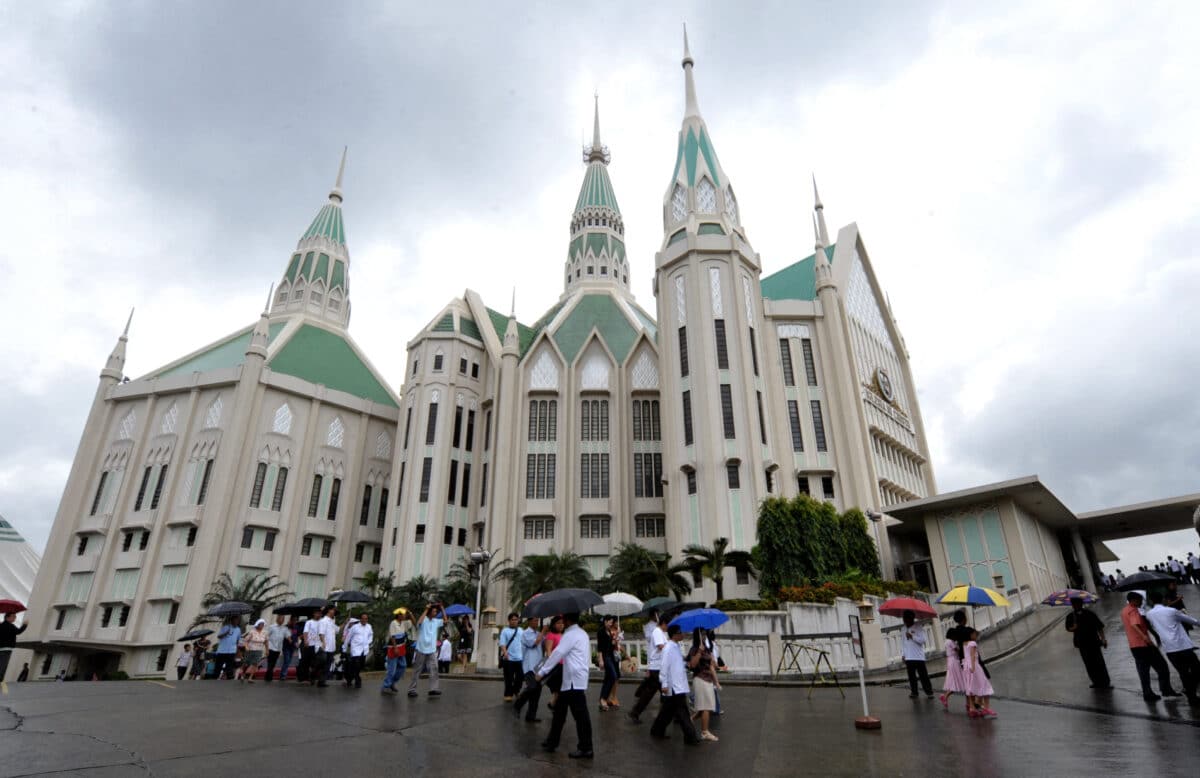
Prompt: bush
<box><xmin>778</xmin><ymin>585</ymin><xmax>837</xmax><ymax>605</ymax></box>
<box><xmin>105</xmin><ymin>671</ymin><xmax>129</xmax><ymax>681</ymax></box>
<box><xmin>710</xmin><ymin>598</ymin><xmax>777</xmax><ymax>612</ymax></box>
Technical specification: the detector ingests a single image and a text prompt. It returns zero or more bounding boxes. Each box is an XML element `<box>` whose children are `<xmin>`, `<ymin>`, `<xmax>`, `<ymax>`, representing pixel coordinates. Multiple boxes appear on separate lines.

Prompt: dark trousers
<box><xmin>544</xmin><ymin>688</ymin><xmax>593</xmax><ymax>752</ymax></box>
<box><xmin>297</xmin><ymin>645</ymin><xmax>315</xmax><ymax>683</ymax></box>
<box><xmin>1131</xmin><ymin>646</ymin><xmax>1176</xmax><ymax>696</ymax></box>
<box><xmin>176</xmin><ymin>666</ymin><xmax>187</xmax><ymax>681</ymax></box>
<box><xmin>650</xmin><ymin>692</ymin><xmax>699</xmax><ymax>742</ymax></box>
<box><xmin>279</xmin><ymin>644</ymin><xmax>294</xmax><ymax>681</ymax></box>
<box><xmin>599</xmin><ymin>653</ymin><xmax>620</xmax><ymax>701</ymax></box>
<box><xmin>514</xmin><ymin>672</ymin><xmax>543</xmax><ymax>720</ymax></box>
<box><xmin>1165</xmin><ymin>650</ymin><xmax>1200</xmax><ymax>700</ymax></box>
<box><xmin>905</xmin><ymin>659</ymin><xmax>933</xmax><ymax>695</ymax></box>
<box><xmin>1078</xmin><ymin>645</ymin><xmax>1110</xmax><ymax>688</ymax></box>
<box><xmin>213</xmin><ymin>653</ymin><xmax>236</xmax><ymax>679</ymax></box>
<box><xmin>344</xmin><ymin>655</ymin><xmax>364</xmax><ymax>687</ymax></box>
<box><xmin>630</xmin><ymin>670</ymin><xmax>660</xmax><ymax>717</ymax></box>
<box><xmin>265</xmin><ymin>650</ymin><xmax>280</xmax><ymax>682</ymax></box>
<box><xmin>502</xmin><ymin>659</ymin><xmax>524</xmax><ymax>697</ymax></box>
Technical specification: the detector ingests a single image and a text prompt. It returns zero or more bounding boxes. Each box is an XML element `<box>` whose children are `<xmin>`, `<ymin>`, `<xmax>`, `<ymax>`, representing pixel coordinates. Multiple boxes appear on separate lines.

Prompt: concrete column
<box><xmin>1070</xmin><ymin>528</ymin><xmax>1096</xmax><ymax>593</ymax></box>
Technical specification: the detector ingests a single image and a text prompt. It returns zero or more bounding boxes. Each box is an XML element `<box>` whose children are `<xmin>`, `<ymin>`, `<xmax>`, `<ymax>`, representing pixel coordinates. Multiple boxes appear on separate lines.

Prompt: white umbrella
<box><xmin>595</xmin><ymin>592</ymin><xmax>643</xmax><ymax>617</ymax></box>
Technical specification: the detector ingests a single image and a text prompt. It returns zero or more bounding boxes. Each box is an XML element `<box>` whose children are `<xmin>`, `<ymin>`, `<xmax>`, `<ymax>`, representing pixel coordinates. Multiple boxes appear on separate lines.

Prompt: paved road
<box><xmin>1</xmin><ymin>664</ymin><xmax>1196</xmax><ymax>777</ymax></box>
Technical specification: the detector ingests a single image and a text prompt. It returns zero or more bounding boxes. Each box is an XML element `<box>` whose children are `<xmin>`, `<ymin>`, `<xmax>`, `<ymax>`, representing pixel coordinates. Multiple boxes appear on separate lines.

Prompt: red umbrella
<box><xmin>0</xmin><ymin>599</ymin><xmax>27</xmax><ymax>614</ymax></box>
<box><xmin>878</xmin><ymin>597</ymin><xmax>936</xmax><ymax>619</ymax></box>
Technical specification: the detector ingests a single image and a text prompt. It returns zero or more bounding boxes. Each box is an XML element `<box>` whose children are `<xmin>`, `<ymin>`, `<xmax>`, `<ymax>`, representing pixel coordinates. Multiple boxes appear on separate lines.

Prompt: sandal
<box><xmin>599</xmin><ymin>702</ymin><xmax>609</xmax><ymax>712</ymax></box>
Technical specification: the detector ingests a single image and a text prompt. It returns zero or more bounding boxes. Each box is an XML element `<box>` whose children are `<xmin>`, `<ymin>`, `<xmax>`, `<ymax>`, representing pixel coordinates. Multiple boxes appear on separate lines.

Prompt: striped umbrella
<box><xmin>936</xmin><ymin>585</ymin><xmax>1010</xmax><ymax>607</ymax></box>
<box><xmin>1041</xmin><ymin>589</ymin><xmax>1097</xmax><ymax>606</ymax></box>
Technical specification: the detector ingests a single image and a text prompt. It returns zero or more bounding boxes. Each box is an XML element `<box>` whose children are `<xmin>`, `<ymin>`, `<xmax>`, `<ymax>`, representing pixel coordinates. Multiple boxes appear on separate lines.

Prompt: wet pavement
<box><xmin>1</xmin><ymin>655</ymin><xmax>1197</xmax><ymax>778</ymax></box>
<box><xmin>988</xmin><ymin>583</ymin><xmax>1200</xmax><ymax>726</ymax></box>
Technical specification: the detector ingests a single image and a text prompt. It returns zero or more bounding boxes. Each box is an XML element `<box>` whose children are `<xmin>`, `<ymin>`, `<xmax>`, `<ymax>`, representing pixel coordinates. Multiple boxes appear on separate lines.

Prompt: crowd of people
<box><xmin>1102</xmin><ymin>552</ymin><xmax>1200</xmax><ymax>590</ymax></box>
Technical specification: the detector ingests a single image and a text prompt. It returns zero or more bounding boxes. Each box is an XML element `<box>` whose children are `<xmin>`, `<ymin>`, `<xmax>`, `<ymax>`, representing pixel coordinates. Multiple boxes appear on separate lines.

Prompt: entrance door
<box><xmin>910</xmin><ymin>560</ymin><xmax>936</xmax><ymax>593</ymax></box>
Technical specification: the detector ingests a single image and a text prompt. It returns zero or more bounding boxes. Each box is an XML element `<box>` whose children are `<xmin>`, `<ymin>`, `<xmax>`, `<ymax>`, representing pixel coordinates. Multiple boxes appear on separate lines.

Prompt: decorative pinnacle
<box><xmin>122</xmin><ymin>307</ymin><xmax>134</xmax><ymax>338</ymax></box>
<box><xmin>813</xmin><ymin>212</ymin><xmax>825</xmax><ymax>250</ymax></box>
<box><xmin>329</xmin><ymin>146</ymin><xmax>347</xmax><ymax>203</ymax></box>
<box><xmin>813</xmin><ymin>174</ymin><xmax>829</xmax><ymax>245</ymax></box>
<box><xmin>263</xmin><ymin>283</ymin><xmax>275</xmax><ymax>315</ymax></box>
<box><xmin>683</xmin><ymin>25</ymin><xmax>700</xmax><ymax>119</ymax></box>
<box><xmin>683</xmin><ymin>23</ymin><xmax>693</xmax><ymax>66</ymax></box>
<box><xmin>584</xmin><ymin>93</ymin><xmax>611</xmax><ymax>164</ymax></box>
<box><xmin>812</xmin><ymin>174</ymin><xmax>823</xmax><ymax>210</ymax></box>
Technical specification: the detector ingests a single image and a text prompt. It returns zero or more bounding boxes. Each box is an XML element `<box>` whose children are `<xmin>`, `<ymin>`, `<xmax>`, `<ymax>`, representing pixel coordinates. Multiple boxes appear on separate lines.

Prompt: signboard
<box><xmin>848</xmin><ymin>615</ymin><xmax>863</xmax><ymax>659</ymax></box>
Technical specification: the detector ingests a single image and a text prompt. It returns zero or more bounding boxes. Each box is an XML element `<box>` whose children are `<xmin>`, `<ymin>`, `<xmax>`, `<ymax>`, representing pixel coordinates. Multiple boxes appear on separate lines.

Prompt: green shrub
<box><xmin>106</xmin><ymin>671</ymin><xmax>129</xmax><ymax>681</ymax></box>
<box><xmin>710</xmin><ymin>598</ymin><xmax>777</xmax><ymax>612</ymax></box>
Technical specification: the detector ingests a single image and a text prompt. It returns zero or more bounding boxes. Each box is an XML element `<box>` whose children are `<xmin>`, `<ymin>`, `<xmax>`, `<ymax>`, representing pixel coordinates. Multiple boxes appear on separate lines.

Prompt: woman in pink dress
<box><xmin>963</xmin><ymin>629</ymin><xmax>996</xmax><ymax>718</ymax></box>
<box><xmin>940</xmin><ymin>636</ymin><xmax>968</xmax><ymax>711</ymax></box>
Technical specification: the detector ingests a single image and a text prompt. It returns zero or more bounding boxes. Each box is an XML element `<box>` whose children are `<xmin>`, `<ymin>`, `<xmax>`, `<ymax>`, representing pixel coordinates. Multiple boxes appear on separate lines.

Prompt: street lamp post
<box><xmin>469</xmin><ymin>548</ymin><xmax>492</xmax><ymax>660</ymax></box>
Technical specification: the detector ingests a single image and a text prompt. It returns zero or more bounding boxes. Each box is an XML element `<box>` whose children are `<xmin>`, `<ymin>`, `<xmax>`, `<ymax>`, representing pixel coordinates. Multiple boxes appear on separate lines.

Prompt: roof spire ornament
<box><xmin>102</xmin><ymin>308</ymin><xmax>134</xmax><ymax>380</ymax></box>
<box><xmin>329</xmin><ymin>146</ymin><xmax>347</xmax><ymax>203</ymax></box>
<box><xmin>585</xmin><ymin>93</ymin><xmax>610</xmax><ymax>164</ymax></box>
<box><xmin>682</xmin><ymin>24</ymin><xmax>700</xmax><ymax>119</ymax></box>
<box><xmin>813</xmin><ymin>174</ymin><xmax>829</xmax><ymax>245</ymax></box>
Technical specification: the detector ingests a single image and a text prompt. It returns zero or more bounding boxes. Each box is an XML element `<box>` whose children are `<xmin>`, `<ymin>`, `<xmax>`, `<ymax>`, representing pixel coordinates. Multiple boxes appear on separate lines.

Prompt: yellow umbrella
<box><xmin>392</xmin><ymin>607</ymin><xmax>409</xmax><ymax>616</ymax></box>
<box><xmin>935</xmin><ymin>585</ymin><xmax>1010</xmax><ymax>607</ymax></box>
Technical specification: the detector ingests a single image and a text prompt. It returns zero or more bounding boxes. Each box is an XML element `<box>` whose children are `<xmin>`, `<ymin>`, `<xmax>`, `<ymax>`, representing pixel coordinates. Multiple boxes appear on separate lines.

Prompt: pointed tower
<box><xmin>564</xmin><ymin>96</ymin><xmax>629</xmax><ymax>295</ymax></box>
<box><xmin>271</xmin><ymin>149</ymin><xmax>352</xmax><ymax>327</ymax></box>
<box><xmin>654</xmin><ymin>31</ymin><xmax>774</xmax><ymax>561</ymax></box>
<box><xmin>101</xmin><ymin>309</ymin><xmax>134</xmax><ymax>381</ymax></box>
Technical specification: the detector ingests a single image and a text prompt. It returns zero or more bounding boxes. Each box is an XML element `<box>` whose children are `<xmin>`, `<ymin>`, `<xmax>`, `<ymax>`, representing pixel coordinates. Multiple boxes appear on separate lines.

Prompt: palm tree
<box><xmin>604</xmin><ymin>543</ymin><xmax>693</xmax><ymax>602</ymax></box>
<box><xmin>496</xmin><ymin>552</ymin><xmax>592</xmax><ymax>607</ymax></box>
<box><xmin>193</xmin><ymin>572</ymin><xmax>292</xmax><ymax>627</ymax></box>
<box><xmin>360</xmin><ymin>569</ymin><xmax>396</xmax><ymax>601</ymax></box>
<box><xmin>682</xmin><ymin>536</ymin><xmax>757</xmax><ymax>601</ymax></box>
<box><xmin>395</xmin><ymin>574</ymin><xmax>442</xmax><ymax>611</ymax></box>
<box><xmin>442</xmin><ymin>551</ymin><xmax>508</xmax><ymax>608</ymax></box>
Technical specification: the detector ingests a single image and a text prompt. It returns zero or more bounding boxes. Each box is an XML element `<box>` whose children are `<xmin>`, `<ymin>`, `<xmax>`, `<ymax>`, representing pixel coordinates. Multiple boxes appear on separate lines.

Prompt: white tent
<box><xmin>0</xmin><ymin>514</ymin><xmax>40</xmax><ymax>682</ymax></box>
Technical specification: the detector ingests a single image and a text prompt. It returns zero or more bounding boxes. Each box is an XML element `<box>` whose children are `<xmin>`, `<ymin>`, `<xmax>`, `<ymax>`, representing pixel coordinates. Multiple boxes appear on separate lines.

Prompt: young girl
<box><xmin>963</xmin><ymin>630</ymin><xmax>996</xmax><ymax>718</ymax></box>
<box><xmin>940</xmin><ymin>635</ymin><xmax>968</xmax><ymax>712</ymax></box>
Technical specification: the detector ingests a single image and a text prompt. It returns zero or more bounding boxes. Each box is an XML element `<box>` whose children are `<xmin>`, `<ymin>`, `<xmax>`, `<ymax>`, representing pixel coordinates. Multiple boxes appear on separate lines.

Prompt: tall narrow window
<box><xmin>197</xmin><ymin>459</ymin><xmax>214</xmax><ymax>506</ymax></box>
<box><xmin>682</xmin><ymin>391</ymin><xmax>694</xmax><ymax>446</ymax></box>
<box><xmin>756</xmin><ymin>391</ymin><xmax>768</xmax><ymax>445</ymax></box>
<box><xmin>433</xmin><ymin>353</ymin><xmax>444</xmax><ymax>372</ymax></box>
<box><xmin>89</xmin><ymin>472</ymin><xmax>108</xmax><ymax>516</ymax></box>
<box><xmin>415</xmin><ymin>524</ymin><xmax>426</xmax><ymax>543</ymax></box>
<box><xmin>443</xmin><ymin>526</ymin><xmax>453</xmax><ymax>545</ymax></box>
<box><xmin>653</xmin><ymin>453</ymin><xmax>663</xmax><ymax>497</ymax></box>
<box><xmin>779</xmin><ymin>339</ymin><xmax>795</xmax><ymax>386</ymax></box>
<box><xmin>764</xmin><ymin>469</ymin><xmax>774</xmax><ymax>493</ymax></box>
<box><xmin>634</xmin><ymin>455</ymin><xmax>644</xmax><ymax>498</ymax></box>
<box><xmin>632</xmin><ymin>401</ymin><xmax>642</xmax><ymax>440</ymax></box>
<box><xmin>822</xmin><ymin>476</ymin><xmax>835</xmax><ymax>499</ymax></box>
<box><xmin>678</xmin><ymin>327</ymin><xmax>689</xmax><ymax>377</ymax></box>
<box><xmin>403</xmin><ymin>407</ymin><xmax>412</xmax><ymax>449</ymax></box>
<box><xmin>122</xmin><ymin>532</ymin><xmax>133</xmax><ymax>552</ymax></box>
<box><xmin>726</xmin><ymin>462</ymin><xmax>740</xmax><ymax>489</ymax></box>
<box><xmin>241</xmin><ymin>527</ymin><xmax>254</xmax><ymax>548</ymax></box>
<box><xmin>447</xmin><ymin>461</ymin><xmax>459</xmax><ymax>504</ymax></box>
<box><xmin>149</xmin><ymin>464</ymin><xmax>168</xmax><ymax>509</ymax></box>
<box><xmin>526</xmin><ymin>454</ymin><xmax>536</xmax><ymax>499</ymax></box>
<box><xmin>321</xmin><ymin>539</ymin><xmax>332</xmax><ymax>558</ymax></box>
<box><xmin>373</xmin><ymin>545</ymin><xmax>382</xmax><ymax>564</ymax></box>
<box><xmin>139</xmin><ymin>530</ymin><xmax>150</xmax><ymax>550</ymax></box>
<box><xmin>302</xmin><ymin>536</ymin><xmax>314</xmax><ymax>556</ymax></box>
<box><xmin>186</xmin><ymin>526</ymin><xmax>197</xmax><ymax>546</ymax></box>
<box><xmin>687</xmin><ymin>470</ymin><xmax>697</xmax><ymax>495</ymax></box>
<box><xmin>802</xmin><ymin>338</ymin><xmax>818</xmax><ymax>386</ymax></box>
<box><xmin>460</xmin><ymin>464</ymin><xmax>471</xmax><ymax>508</ymax></box>
<box><xmin>249</xmin><ymin>463</ymin><xmax>267</xmax><ymax>508</ymax></box>
<box><xmin>307</xmin><ymin>474</ymin><xmax>323</xmax><ymax>517</ymax></box>
<box><xmin>749</xmin><ymin>327</ymin><xmax>759</xmax><ymax>376</ymax></box>
<box><xmin>270</xmin><ymin>467</ymin><xmax>288</xmax><ymax>511</ymax></box>
<box><xmin>360</xmin><ymin>485</ymin><xmax>373</xmax><ymax>525</ymax></box>
<box><xmin>797</xmin><ymin>475</ymin><xmax>810</xmax><ymax>496</ymax></box>
<box><xmin>787</xmin><ymin>400</ymin><xmax>804</xmax><ymax>451</ymax></box>
<box><xmin>484</xmin><ymin>410</ymin><xmax>492</xmax><ymax>450</ymax></box>
<box><xmin>264</xmin><ymin>531</ymin><xmax>276</xmax><ymax>552</ymax></box>
<box><xmin>459</xmin><ymin>357</ymin><xmax>468</xmax><ymax>374</ymax></box>
<box><xmin>811</xmin><ymin>401</ymin><xmax>828</xmax><ymax>452</ymax></box>
<box><xmin>397</xmin><ymin>463</ymin><xmax>406</xmax><ymax>504</ymax></box>
<box><xmin>134</xmin><ymin>466</ymin><xmax>152</xmax><ymax>511</ymax></box>
<box><xmin>480</xmin><ymin>463</ymin><xmax>488</xmax><ymax>507</ymax></box>
<box><xmin>377</xmin><ymin>489</ymin><xmax>388</xmax><ymax>528</ymax></box>
<box><xmin>714</xmin><ymin>320</ymin><xmax>729</xmax><ymax>369</ymax></box>
<box><xmin>419</xmin><ymin>458</ymin><xmax>433</xmax><ymax>503</ymax></box>
<box><xmin>465</xmin><ymin>410</ymin><xmax>476</xmax><ymax>451</ymax></box>
<box><xmin>452</xmin><ymin>406</ymin><xmax>463</xmax><ymax>448</ymax></box>
<box><xmin>355</xmin><ymin>543</ymin><xmax>365</xmax><ymax>562</ymax></box>
<box><xmin>720</xmin><ymin>385</ymin><xmax>735</xmax><ymax>439</ymax></box>
<box><xmin>425</xmin><ymin>402</ymin><xmax>439</xmax><ymax>444</ymax></box>
<box><xmin>326</xmin><ymin>478</ymin><xmax>341</xmax><ymax>520</ymax></box>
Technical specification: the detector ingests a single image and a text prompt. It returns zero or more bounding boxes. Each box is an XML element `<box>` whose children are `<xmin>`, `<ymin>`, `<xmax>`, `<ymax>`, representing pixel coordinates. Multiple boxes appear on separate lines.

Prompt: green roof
<box><xmin>551</xmin><ymin>293</ymin><xmax>638</xmax><ymax>364</ymax></box>
<box><xmin>760</xmin><ymin>245</ymin><xmax>835</xmax><ymax>302</ymax></box>
<box><xmin>301</xmin><ymin>202</ymin><xmax>346</xmax><ymax>247</ymax></box>
<box><xmin>460</xmin><ymin>317</ymin><xmax>482</xmax><ymax>341</ymax></box>
<box><xmin>268</xmin><ymin>324</ymin><xmax>397</xmax><ymax>407</ymax></box>
<box><xmin>432</xmin><ymin>313</ymin><xmax>454</xmax><ymax>332</ymax></box>
<box><xmin>485</xmin><ymin>307</ymin><xmax>537</xmax><ymax>356</ymax></box>
<box><xmin>574</xmin><ymin>162</ymin><xmax>620</xmax><ymax>214</ymax></box>
<box><xmin>156</xmin><ymin>323</ymin><xmax>287</xmax><ymax>378</ymax></box>
<box><xmin>672</xmin><ymin>125</ymin><xmax>721</xmax><ymax>187</ymax></box>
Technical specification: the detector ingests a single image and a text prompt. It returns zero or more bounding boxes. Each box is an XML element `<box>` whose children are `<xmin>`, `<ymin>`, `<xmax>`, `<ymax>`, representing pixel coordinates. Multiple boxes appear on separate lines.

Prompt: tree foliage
<box><xmin>193</xmin><ymin>572</ymin><xmax>292</xmax><ymax>627</ymax></box>
<box><xmin>681</xmin><ymin>536</ymin><xmax>757</xmax><ymax>601</ymax></box>
<box><xmin>755</xmin><ymin>495</ymin><xmax>883</xmax><ymax>595</ymax></box>
<box><xmin>603</xmin><ymin>543</ymin><xmax>693</xmax><ymax>602</ymax></box>
<box><xmin>395</xmin><ymin>575</ymin><xmax>442</xmax><ymax>611</ymax></box>
<box><xmin>840</xmin><ymin>509</ymin><xmax>881</xmax><ymax>578</ymax></box>
<box><xmin>496</xmin><ymin>552</ymin><xmax>593</xmax><ymax>607</ymax></box>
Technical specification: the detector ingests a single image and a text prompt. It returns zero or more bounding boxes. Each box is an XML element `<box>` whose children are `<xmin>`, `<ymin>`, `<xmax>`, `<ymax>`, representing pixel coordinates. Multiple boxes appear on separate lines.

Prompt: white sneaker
<box><xmin>701</xmin><ymin>730</ymin><xmax>719</xmax><ymax>742</ymax></box>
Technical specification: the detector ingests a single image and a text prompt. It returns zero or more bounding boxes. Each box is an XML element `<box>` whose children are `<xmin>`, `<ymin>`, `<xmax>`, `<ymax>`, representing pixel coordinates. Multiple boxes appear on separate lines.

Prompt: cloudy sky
<box><xmin>2</xmin><ymin>1</ymin><xmax>1197</xmax><ymax>572</ymax></box>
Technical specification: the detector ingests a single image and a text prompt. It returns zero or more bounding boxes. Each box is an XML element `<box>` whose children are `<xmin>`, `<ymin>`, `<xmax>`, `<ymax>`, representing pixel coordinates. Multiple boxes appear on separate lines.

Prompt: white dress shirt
<box><xmin>1145</xmin><ymin>604</ymin><xmax>1200</xmax><ymax>653</ymax></box>
<box><xmin>658</xmin><ymin>640</ymin><xmax>689</xmax><ymax>695</ymax></box>
<box><xmin>303</xmin><ymin>618</ymin><xmax>322</xmax><ymax>648</ymax></box>
<box><xmin>647</xmin><ymin>626</ymin><xmax>667</xmax><ymax>671</ymax></box>
<box><xmin>319</xmin><ymin>616</ymin><xmax>337</xmax><ymax>652</ymax></box>
<box><xmin>900</xmin><ymin>623</ymin><xmax>927</xmax><ymax>661</ymax></box>
<box><xmin>344</xmin><ymin>622</ymin><xmax>374</xmax><ymax>657</ymax></box>
<box><xmin>539</xmin><ymin>623</ymin><xmax>590</xmax><ymax>691</ymax></box>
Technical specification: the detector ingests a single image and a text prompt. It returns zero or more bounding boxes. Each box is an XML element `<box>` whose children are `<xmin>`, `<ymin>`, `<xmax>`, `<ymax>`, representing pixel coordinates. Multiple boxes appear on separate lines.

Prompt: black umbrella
<box><xmin>635</xmin><ymin>596</ymin><xmax>676</xmax><ymax>617</ymax></box>
<box><xmin>329</xmin><ymin>590</ymin><xmax>371</xmax><ymax>604</ymax></box>
<box><xmin>176</xmin><ymin>629</ymin><xmax>213</xmax><ymax>642</ymax></box>
<box><xmin>1115</xmin><ymin>571</ymin><xmax>1176</xmax><ymax>591</ymax></box>
<box><xmin>207</xmin><ymin>601</ymin><xmax>253</xmax><ymax>618</ymax></box>
<box><xmin>523</xmin><ymin>588</ymin><xmax>603</xmax><ymax>618</ymax></box>
<box><xmin>274</xmin><ymin>597</ymin><xmax>329</xmax><ymax>615</ymax></box>
<box><xmin>662</xmin><ymin>601</ymin><xmax>706</xmax><ymax>621</ymax></box>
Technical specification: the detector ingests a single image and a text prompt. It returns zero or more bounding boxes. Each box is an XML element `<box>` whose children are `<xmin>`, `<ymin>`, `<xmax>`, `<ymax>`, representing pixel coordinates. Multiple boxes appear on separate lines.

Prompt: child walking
<box><xmin>963</xmin><ymin>630</ymin><xmax>996</xmax><ymax>718</ymax></box>
<box><xmin>940</xmin><ymin>636</ymin><xmax>967</xmax><ymax>712</ymax></box>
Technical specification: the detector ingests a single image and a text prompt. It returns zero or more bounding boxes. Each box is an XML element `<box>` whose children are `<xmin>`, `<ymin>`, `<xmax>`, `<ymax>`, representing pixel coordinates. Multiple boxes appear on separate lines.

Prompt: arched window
<box><xmin>310</xmin><ymin>280</ymin><xmax>325</xmax><ymax>308</ymax></box>
<box><xmin>328</xmin><ymin>290</ymin><xmax>342</xmax><ymax>312</ymax></box>
<box><xmin>375</xmin><ymin>430</ymin><xmax>392</xmax><ymax>458</ymax></box>
<box><xmin>671</xmin><ymin>184</ymin><xmax>688</xmax><ymax>222</ymax></box>
<box><xmin>160</xmin><ymin>403</ymin><xmax>178</xmax><ymax>434</ymax></box>
<box><xmin>118</xmin><ymin>410</ymin><xmax>136</xmax><ymax>441</ymax></box>
<box><xmin>327</xmin><ymin>417</ymin><xmax>344</xmax><ymax>448</ymax></box>
<box><xmin>275</xmin><ymin>285</ymin><xmax>289</xmax><ymax>306</ymax></box>
<box><xmin>204</xmin><ymin>395</ymin><xmax>224</xmax><ymax>429</ymax></box>
<box><xmin>273</xmin><ymin>404</ymin><xmax>293</xmax><ymax>435</ymax></box>
<box><xmin>292</xmin><ymin>283</ymin><xmax>305</xmax><ymax>302</ymax></box>
<box><xmin>696</xmin><ymin>178</ymin><xmax>717</xmax><ymax>213</ymax></box>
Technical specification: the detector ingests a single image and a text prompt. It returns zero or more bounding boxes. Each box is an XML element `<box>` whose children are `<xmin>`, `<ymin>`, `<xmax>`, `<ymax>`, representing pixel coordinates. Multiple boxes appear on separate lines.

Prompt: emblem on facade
<box><xmin>875</xmin><ymin>367</ymin><xmax>895</xmax><ymax>404</ymax></box>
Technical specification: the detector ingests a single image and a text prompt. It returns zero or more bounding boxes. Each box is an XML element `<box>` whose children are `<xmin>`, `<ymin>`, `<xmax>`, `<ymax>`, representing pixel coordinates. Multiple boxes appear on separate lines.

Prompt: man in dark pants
<box><xmin>1145</xmin><ymin>590</ymin><xmax>1200</xmax><ymax>703</ymax></box>
<box><xmin>1065</xmin><ymin>597</ymin><xmax>1111</xmax><ymax>689</ymax></box>
<box><xmin>1120</xmin><ymin>591</ymin><xmax>1179</xmax><ymax>701</ymax></box>
<box><xmin>536</xmin><ymin>612</ymin><xmax>593</xmax><ymax>758</ymax></box>
<box><xmin>497</xmin><ymin>612</ymin><xmax>525</xmax><ymax>701</ymax></box>
<box><xmin>900</xmin><ymin>610</ymin><xmax>933</xmax><ymax>698</ymax></box>
<box><xmin>650</xmin><ymin>625</ymin><xmax>700</xmax><ymax>744</ymax></box>
<box><xmin>628</xmin><ymin>614</ymin><xmax>668</xmax><ymax>723</ymax></box>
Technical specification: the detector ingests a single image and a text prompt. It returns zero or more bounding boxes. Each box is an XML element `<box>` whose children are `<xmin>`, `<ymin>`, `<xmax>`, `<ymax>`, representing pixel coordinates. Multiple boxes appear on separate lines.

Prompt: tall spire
<box><xmin>814</xmin><ymin>213</ymin><xmax>835</xmax><ymax>293</ymax></box>
<box><xmin>682</xmin><ymin>24</ymin><xmax>700</xmax><ymax>119</ymax></box>
<box><xmin>585</xmin><ymin>94</ymin><xmax>610</xmax><ymax>165</ymax></box>
<box><xmin>101</xmin><ymin>308</ymin><xmax>133</xmax><ymax>380</ymax></box>
<box><xmin>813</xmin><ymin>174</ymin><xmax>829</xmax><ymax>245</ymax></box>
<box><xmin>566</xmin><ymin>94</ymin><xmax>627</xmax><ymax>295</ymax></box>
<box><xmin>330</xmin><ymin>146</ymin><xmax>347</xmax><ymax>203</ymax></box>
<box><xmin>247</xmin><ymin>286</ymin><xmax>273</xmax><ymax>358</ymax></box>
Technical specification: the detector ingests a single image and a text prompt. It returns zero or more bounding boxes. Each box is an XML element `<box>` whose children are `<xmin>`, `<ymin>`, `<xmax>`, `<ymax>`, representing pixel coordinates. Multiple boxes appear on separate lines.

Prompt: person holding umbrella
<box><xmin>535</xmin><ymin>612</ymin><xmax>594</xmax><ymax>759</ymax></box>
<box><xmin>1065</xmin><ymin>596</ymin><xmax>1111</xmax><ymax>689</ymax></box>
<box><xmin>900</xmin><ymin>610</ymin><xmax>934</xmax><ymax>699</ymax></box>
<box><xmin>0</xmin><ymin>610</ymin><xmax>28</xmax><ymax>682</ymax></box>
<box><xmin>214</xmin><ymin>617</ymin><xmax>242</xmax><ymax>680</ymax></box>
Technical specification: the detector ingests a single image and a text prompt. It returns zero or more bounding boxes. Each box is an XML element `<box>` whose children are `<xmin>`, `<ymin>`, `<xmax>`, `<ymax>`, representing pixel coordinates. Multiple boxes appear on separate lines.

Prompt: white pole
<box><xmin>858</xmin><ymin>662</ymin><xmax>870</xmax><ymax>717</ymax></box>
<box><xmin>472</xmin><ymin>566</ymin><xmax>485</xmax><ymax>660</ymax></box>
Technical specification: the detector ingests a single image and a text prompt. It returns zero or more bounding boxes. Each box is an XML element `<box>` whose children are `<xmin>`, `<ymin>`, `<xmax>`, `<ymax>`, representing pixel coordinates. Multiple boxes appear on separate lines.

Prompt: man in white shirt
<box><xmin>900</xmin><ymin>610</ymin><xmax>933</xmax><ymax>698</ymax></box>
<box><xmin>535</xmin><ymin>612</ymin><xmax>594</xmax><ymax>759</ymax></box>
<box><xmin>628</xmin><ymin>614</ymin><xmax>669</xmax><ymax>723</ymax></box>
<box><xmin>342</xmin><ymin>612</ymin><xmax>374</xmax><ymax>689</ymax></box>
<box><xmin>1167</xmin><ymin>556</ymin><xmax>1185</xmax><ymax>581</ymax></box>
<box><xmin>1144</xmin><ymin>590</ymin><xmax>1200</xmax><ymax>703</ymax></box>
<box><xmin>1187</xmin><ymin>553</ymin><xmax>1200</xmax><ymax>585</ymax></box>
<box><xmin>649</xmin><ymin>625</ymin><xmax>700</xmax><ymax>744</ymax></box>
<box><xmin>317</xmin><ymin>607</ymin><xmax>338</xmax><ymax>688</ymax></box>
<box><xmin>300</xmin><ymin>608</ymin><xmax>323</xmax><ymax>685</ymax></box>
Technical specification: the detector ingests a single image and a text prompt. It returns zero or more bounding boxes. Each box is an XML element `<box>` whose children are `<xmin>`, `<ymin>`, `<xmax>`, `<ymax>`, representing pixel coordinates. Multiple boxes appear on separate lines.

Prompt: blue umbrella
<box><xmin>668</xmin><ymin>608</ymin><xmax>729</xmax><ymax>632</ymax></box>
<box><xmin>443</xmin><ymin>604</ymin><xmax>475</xmax><ymax>617</ymax></box>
